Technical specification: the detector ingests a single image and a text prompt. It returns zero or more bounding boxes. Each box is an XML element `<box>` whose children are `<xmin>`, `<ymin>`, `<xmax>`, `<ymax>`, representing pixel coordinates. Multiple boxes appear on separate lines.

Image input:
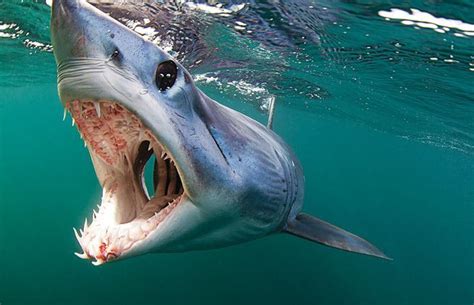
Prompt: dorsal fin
<box><xmin>267</xmin><ymin>96</ymin><xmax>276</xmax><ymax>130</ymax></box>
<box><xmin>285</xmin><ymin>213</ymin><xmax>391</xmax><ymax>260</ymax></box>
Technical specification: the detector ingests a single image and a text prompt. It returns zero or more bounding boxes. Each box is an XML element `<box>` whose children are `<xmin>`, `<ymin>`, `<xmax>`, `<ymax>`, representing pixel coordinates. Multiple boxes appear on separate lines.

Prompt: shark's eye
<box><xmin>155</xmin><ymin>60</ymin><xmax>178</xmax><ymax>92</ymax></box>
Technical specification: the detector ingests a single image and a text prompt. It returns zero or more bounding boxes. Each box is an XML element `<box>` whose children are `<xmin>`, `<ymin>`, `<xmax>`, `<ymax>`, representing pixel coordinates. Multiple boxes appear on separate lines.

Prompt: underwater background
<box><xmin>0</xmin><ymin>0</ymin><xmax>473</xmax><ymax>304</ymax></box>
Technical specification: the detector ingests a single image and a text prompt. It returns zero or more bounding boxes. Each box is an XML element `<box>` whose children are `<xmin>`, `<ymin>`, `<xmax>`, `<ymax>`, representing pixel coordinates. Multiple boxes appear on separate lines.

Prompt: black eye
<box><xmin>155</xmin><ymin>60</ymin><xmax>178</xmax><ymax>91</ymax></box>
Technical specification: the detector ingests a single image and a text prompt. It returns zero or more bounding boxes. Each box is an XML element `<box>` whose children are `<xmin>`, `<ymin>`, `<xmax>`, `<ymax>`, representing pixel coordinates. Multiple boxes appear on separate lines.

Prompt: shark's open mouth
<box><xmin>68</xmin><ymin>100</ymin><xmax>184</xmax><ymax>265</ymax></box>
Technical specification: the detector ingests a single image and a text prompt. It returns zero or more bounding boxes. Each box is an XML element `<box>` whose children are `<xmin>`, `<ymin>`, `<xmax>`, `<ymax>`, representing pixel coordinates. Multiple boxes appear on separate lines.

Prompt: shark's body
<box><xmin>51</xmin><ymin>0</ymin><xmax>388</xmax><ymax>265</ymax></box>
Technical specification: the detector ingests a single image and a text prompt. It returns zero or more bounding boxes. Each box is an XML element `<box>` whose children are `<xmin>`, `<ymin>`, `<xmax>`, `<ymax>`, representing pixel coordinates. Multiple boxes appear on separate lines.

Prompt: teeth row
<box><xmin>63</xmin><ymin>101</ymin><xmax>173</xmax><ymax>163</ymax></box>
<box><xmin>64</xmin><ymin>101</ymin><xmax>102</xmax><ymax>119</ymax></box>
<box><xmin>161</xmin><ymin>151</ymin><xmax>171</xmax><ymax>161</ymax></box>
<box><xmin>73</xmin><ymin>193</ymin><xmax>182</xmax><ymax>265</ymax></box>
<box><xmin>63</xmin><ymin>102</ymin><xmax>90</xmax><ymax>148</ymax></box>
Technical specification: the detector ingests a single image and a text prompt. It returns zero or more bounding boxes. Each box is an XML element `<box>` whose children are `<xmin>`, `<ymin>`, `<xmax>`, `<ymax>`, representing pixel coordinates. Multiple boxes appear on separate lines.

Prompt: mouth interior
<box><xmin>68</xmin><ymin>100</ymin><xmax>184</xmax><ymax>265</ymax></box>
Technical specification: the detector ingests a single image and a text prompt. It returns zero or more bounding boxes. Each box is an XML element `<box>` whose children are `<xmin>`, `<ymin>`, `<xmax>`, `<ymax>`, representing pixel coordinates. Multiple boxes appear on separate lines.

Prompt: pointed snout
<box><xmin>52</xmin><ymin>0</ymin><xmax>81</xmax><ymax>19</ymax></box>
<box><xmin>50</xmin><ymin>0</ymin><xmax>89</xmax><ymax>64</ymax></box>
<box><xmin>51</xmin><ymin>0</ymin><xmax>124</xmax><ymax>65</ymax></box>
<box><xmin>51</xmin><ymin>0</ymin><xmax>151</xmax><ymax>67</ymax></box>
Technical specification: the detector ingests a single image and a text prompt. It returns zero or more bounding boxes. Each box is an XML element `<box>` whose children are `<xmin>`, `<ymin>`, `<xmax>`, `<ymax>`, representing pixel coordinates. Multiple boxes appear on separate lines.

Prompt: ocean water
<box><xmin>0</xmin><ymin>1</ymin><xmax>473</xmax><ymax>305</ymax></box>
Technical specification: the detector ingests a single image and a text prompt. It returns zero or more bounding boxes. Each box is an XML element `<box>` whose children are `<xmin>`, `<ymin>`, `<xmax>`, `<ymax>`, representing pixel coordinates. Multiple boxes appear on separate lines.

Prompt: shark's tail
<box><xmin>284</xmin><ymin>213</ymin><xmax>391</xmax><ymax>260</ymax></box>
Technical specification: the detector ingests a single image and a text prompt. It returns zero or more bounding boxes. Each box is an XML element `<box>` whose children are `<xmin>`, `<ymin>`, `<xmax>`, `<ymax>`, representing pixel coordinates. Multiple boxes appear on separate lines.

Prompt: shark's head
<box><xmin>52</xmin><ymin>0</ymin><xmax>292</xmax><ymax>265</ymax></box>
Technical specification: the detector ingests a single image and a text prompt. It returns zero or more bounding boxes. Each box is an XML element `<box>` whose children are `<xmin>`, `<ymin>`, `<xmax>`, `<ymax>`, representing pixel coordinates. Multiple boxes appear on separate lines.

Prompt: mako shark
<box><xmin>51</xmin><ymin>0</ymin><xmax>389</xmax><ymax>265</ymax></box>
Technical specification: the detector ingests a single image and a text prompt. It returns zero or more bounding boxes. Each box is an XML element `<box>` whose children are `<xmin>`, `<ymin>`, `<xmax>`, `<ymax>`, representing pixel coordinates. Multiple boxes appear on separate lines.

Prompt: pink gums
<box><xmin>68</xmin><ymin>100</ymin><xmax>142</xmax><ymax>165</ymax></box>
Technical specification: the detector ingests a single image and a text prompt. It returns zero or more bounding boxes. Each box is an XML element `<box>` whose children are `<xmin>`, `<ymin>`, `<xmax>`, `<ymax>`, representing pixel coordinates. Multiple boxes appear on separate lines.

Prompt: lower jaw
<box><xmin>67</xmin><ymin>99</ymin><xmax>184</xmax><ymax>265</ymax></box>
<box><xmin>76</xmin><ymin>191</ymin><xmax>182</xmax><ymax>265</ymax></box>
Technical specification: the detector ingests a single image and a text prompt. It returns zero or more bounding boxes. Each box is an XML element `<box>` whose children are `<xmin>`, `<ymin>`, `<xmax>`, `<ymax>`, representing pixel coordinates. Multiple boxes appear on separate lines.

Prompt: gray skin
<box><xmin>51</xmin><ymin>0</ymin><xmax>388</xmax><ymax>261</ymax></box>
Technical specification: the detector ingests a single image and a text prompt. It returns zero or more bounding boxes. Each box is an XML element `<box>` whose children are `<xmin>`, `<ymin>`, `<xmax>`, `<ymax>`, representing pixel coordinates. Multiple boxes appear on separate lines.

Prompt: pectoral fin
<box><xmin>285</xmin><ymin>213</ymin><xmax>391</xmax><ymax>260</ymax></box>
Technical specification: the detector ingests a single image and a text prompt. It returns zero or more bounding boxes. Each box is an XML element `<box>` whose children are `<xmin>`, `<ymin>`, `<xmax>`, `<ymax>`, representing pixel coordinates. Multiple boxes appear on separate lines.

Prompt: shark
<box><xmin>51</xmin><ymin>0</ymin><xmax>389</xmax><ymax>265</ymax></box>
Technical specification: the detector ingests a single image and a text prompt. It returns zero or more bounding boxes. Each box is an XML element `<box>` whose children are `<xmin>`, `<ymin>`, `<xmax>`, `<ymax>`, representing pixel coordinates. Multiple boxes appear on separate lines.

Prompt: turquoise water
<box><xmin>1</xmin><ymin>1</ymin><xmax>473</xmax><ymax>304</ymax></box>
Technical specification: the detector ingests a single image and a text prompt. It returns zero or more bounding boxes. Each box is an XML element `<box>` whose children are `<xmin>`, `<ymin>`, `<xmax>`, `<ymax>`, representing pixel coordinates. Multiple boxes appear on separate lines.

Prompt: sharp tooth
<box><xmin>84</xmin><ymin>218</ymin><xmax>89</xmax><ymax>230</ymax></box>
<box><xmin>63</xmin><ymin>108</ymin><xmax>67</xmax><ymax>121</ymax></box>
<box><xmin>93</xmin><ymin>210</ymin><xmax>98</xmax><ymax>218</ymax></box>
<box><xmin>94</xmin><ymin>102</ymin><xmax>101</xmax><ymax>117</ymax></box>
<box><xmin>161</xmin><ymin>151</ymin><xmax>166</xmax><ymax>159</ymax></box>
<box><xmin>73</xmin><ymin>227</ymin><xmax>82</xmax><ymax>240</ymax></box>
<box><xmin>147</xmin><ymin>141</ymin><xmax>153</xmax><ymax>151</ymax></box>
<box><xmin>74</xmin><ymin>252</ymin><xmax>89</xmax><ymax>259</ymax></box>
<box><xmin>92</xmin><ymin>259</ymin><xmax>104</xmax><ymax>266</ymax></box>
<box><xmin>84</xmin><ymin>141</ymin><xmax>87</xmax><ymax>148</ymax></box>
<box><xmin>72</xmin><ymin>118</ymin><xmax>75</xmax><ymax>126</ymax></box>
